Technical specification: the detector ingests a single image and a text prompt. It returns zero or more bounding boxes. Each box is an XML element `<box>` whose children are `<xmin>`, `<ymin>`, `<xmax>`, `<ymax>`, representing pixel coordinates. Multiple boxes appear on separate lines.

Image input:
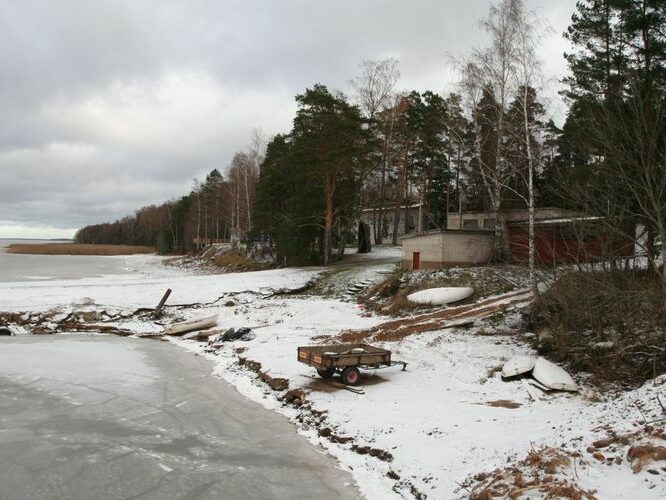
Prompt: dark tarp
<box><xmin>357</xmin><ymin>221</ymin><xmax>372</xmax><ymax>253</ymax></box>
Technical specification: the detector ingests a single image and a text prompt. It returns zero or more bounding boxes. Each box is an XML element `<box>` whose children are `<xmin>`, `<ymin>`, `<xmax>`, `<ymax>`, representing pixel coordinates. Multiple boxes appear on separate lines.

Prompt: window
<box><xmin>483</xmin><ymin>218</ymin><xmax>495</xmax><ymax>229</ymax></box>
<box><xmin>463</xmin><ymin>219</ymin><xmax>479</xmax><ymax>229</ymax></box>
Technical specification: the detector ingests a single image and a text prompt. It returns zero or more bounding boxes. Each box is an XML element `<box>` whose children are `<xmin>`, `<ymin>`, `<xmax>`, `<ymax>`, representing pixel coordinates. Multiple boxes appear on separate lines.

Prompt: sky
<box><xmin>0</xmin><ymin>0</ymin><xmax>577</xmax><ymax>239</ymax></box>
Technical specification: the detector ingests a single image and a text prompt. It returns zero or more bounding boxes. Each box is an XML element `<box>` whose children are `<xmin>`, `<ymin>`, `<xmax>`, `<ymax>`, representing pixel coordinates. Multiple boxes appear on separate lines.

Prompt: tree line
<box><xmin>77</xmin><ymin>0</ymin><xmax>666</xmax><ymax>288</ymax></box>
<box><xmin>76</xmin><ymin>132</ymin><xmax>263</xmax><ymax>253</ymax></box>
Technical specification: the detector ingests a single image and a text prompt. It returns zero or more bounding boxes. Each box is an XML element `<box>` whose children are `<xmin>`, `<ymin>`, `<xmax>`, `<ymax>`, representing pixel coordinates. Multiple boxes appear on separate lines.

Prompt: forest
<box><xmin>77</xmin><ymin>0</ymin><xmax>666</xmax><ymax>282</ymax></box>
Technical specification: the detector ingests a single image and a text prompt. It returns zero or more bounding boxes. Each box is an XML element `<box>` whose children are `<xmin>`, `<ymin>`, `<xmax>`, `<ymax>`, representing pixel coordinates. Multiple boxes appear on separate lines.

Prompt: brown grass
<box><xmin>627</xmin><ymin>444</ymin><xmax>666</xmax><ymax>473</ymax></box>
<box><xmin>530</xmin><ymin>270</ymin><xmax>666</xmax><ymax>384</ymax></box>
<box><xmin>6</xmin><ymin>243</ymin><xmax>155</xmax><ymax>255</ymax></box>
<box><xmin>469</xmin><ymin>446</ymin><xmax>597</xmax><ymax>500</ymax></box>
<box><xmin>212</xmin><ymin>251</ymin><xmax>270</xmax><ymax>272</ymax></box>
<box><xmin>484</xmin><ymin>399</ymin><xmax>521</xmax><ymax>409</ymax></box>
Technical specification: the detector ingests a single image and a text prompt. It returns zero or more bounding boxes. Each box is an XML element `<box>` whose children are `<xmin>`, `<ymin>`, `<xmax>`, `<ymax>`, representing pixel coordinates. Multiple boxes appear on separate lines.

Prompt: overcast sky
<box><xmin>0</xmin><ymin>0</ymin><xmax>576</xmax><ymax>239</ymax></box>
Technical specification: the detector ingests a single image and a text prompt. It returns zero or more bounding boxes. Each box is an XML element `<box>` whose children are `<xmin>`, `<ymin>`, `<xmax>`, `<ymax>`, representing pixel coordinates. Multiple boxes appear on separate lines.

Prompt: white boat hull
<box><xmin>407</xmin><ymin>287</ymin><xmax>474</xmax><ymax>306</ymax></box>
<box><xmin>501</xmin><ymin>355</ymin><xmax>536</xmax><ymax>379</ymax></box>
<box><xmin>532</xmin><ymin>357</ymin><xmax>578</xmax><ymax>392</ymax></box>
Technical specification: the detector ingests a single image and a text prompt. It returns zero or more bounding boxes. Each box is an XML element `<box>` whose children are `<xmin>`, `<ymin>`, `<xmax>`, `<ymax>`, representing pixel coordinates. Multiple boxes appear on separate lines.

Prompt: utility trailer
<box><xmin>297</xmin><ymin>343</ymin><xmax>407</xmax><ymax>386</ymax></box>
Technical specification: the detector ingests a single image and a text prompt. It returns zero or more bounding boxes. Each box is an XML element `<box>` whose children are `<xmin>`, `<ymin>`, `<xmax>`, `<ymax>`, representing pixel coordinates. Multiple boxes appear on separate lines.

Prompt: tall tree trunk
<box><xmin>392</xmin><ymin>161</ymin><xmax>406</xmax><ymax>245</ymax></box>
<box><xmin>392</xmin><ymin>202</ymin><xmax>400</xmax><ymax>245</ymax></box>
<box><xmin>244</xmin><ymin>165</ymin><xmax>252</xmax><ymax>232</ymax></box>
<box><xmin>323</xmin><ymin>174</ymin><xmax>336</xmax><ymax>265</ymax></box>
<box><xmin>196</xmin><ymin>193</ymin><xmax>201</xmax><ymax>251</ymax></box>
<box><xmin>372</xmin><ymin>207</ymin><xmax>378</xmax><ymax>243</ymax></box>
<box><xmin>661</xmin><ymin>232</ymin><xmax>666</xmax><ymax>293</ymax></box>
<box><xmin>456</xmin><ymin>146</ymin><xmax>463</xmax><ymax>228</ymax></box>
<box><xmin>377</xmin><ymin>159</ymin><xmax>386</xmax><ymax>244</ymax></box>
<box><xmin>493</xmin><ymin>106</ymin><xmax>506</xmax><ymax>261</ymax></box>
<box><xmin>337</xmin><ymin>220</ymin><xmax>347</xmax><ymax>259</ymax></box>
<box><xmin>523</xmin><ymin>85</ymin><xmax>537</xmax><ymax>294</ymax></box>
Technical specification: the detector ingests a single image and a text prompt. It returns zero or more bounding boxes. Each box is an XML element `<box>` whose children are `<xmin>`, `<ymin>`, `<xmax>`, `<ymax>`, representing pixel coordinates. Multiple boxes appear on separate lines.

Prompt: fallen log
<box><xmin>164</xmin><ymin>315</ymin><xmax>218</xmax><ymax>336</ymax></box>
<box><xmin>182</xmin><ymin>328</ymin><xmax>223</xmax><ymax>341</ymax></box>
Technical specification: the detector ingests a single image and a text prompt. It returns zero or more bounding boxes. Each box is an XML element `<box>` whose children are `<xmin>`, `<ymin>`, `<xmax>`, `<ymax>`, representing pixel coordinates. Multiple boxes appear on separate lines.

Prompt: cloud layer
<box><xmin>0</xmin><ymin>0</ymin><xmax>575</xmax><ymax>238</ymax></box>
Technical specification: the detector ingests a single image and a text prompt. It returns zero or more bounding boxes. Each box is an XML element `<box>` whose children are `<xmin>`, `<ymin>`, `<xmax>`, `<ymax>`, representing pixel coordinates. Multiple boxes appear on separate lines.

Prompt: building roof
<box><xmin>361</xmin><ymin>202</ymin><xmax>421</xmax><ymax>213</ymax></box>
<box><xmin>510</xmin><ymin>216</ymin><xmax>604</xmax><ymax>226</ymax></box>
<box><xmin>400</xmin><ymin>228</ymin><xmax>494</xmax><ymax>241</ymax></box>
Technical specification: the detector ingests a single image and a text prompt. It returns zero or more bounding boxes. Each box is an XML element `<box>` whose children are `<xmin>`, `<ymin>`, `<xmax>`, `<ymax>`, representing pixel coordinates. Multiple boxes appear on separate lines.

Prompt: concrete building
<box><xmin>445</xmin><ymin>207</ymin><xmax>581</xmax><ymax>230</ymax></box>
<box><xmin>401</xmin><ymin>207</ymin><xmax>630</xmax><ymax>270</ymax></box>
<box><xmin>401</xmin><ymin>229</ymin><xmax>494</xmax><ymax>270</ymax></box>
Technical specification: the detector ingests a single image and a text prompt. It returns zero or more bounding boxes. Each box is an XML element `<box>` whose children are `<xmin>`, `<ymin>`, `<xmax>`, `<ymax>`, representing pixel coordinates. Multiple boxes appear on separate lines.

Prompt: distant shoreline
<box><xmin>6</xmin><ymin>243</ymin><xmax>156</xmax><ymax>256</ymax></box>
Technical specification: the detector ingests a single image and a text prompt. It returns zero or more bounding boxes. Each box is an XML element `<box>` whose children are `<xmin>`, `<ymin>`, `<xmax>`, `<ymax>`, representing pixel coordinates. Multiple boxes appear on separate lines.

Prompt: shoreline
<box><xmin>6</xmin><ymin>242</ymin><xmax>156</xmax><ymax>256</ymax></box>
<box><xmin>1</xmin><ymin>255</ymin><xmax>665</xmax><ymax>498</ymax></box>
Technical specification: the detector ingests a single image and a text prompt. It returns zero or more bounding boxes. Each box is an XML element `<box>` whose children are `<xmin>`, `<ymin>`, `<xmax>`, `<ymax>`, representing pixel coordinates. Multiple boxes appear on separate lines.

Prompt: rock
<box><xmin>283</xmin><ymin>389</ymin><xmax>306</xmax><ymax>405</ymax></box>
<box><xmin>387</xmin><ymin>470</ymin><xmax>401</xmax><ymax>480</ymax></box>
<box><xmin>537</xmin><ymin>330</ymin><xmax>554</xmax><ymax>354</ymax></box>
<box><xmin>351</xmin><ymin>445</ymin><xmax>393</xmax><ymax>462</ymax></box>
<box><xmin>259</xmin><ymin>372</ymin><xmax>288</xmax><ymax>391</ymax></box>
<box><xmin>224</xmin><ymin>300</ymin><xmax>235</xmax><ymax>307</ymax></box>
<box><xmin>592</xmin><ymin>341</ymin><xmax>614</xmax><ymax>351</ymax></box>
<box><xmin>538</xmin><ymin>330</ymin><xmax>553</xmax><ymax>345</ymax></box>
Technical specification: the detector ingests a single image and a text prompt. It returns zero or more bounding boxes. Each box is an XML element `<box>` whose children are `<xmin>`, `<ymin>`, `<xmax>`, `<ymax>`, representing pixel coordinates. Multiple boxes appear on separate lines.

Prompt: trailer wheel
<box><xmin>341</xmin><ymin>367</ymin><xmax>360</xmax><ymax>386</ymax></box>
<box><xmin>317</xmin><ymin>368</ymin><xmax>335</xmax><ymax>378</ymax></box>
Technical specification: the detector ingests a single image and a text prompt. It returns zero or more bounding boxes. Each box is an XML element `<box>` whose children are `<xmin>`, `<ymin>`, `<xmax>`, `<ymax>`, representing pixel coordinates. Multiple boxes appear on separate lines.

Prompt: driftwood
<box><xmin>164</xmin><ymin>315</ymin><xmax>218</xmax><ymax>336</ymax></box>
<box><xmin>154</xmin><ymin>288</ymin><xmax>172</xmax><ymax>318</ymax></box>
<box><xmin>182</xmin><ymin>328</ymin><xmax>223</xmax><ymax>341</ymax></box>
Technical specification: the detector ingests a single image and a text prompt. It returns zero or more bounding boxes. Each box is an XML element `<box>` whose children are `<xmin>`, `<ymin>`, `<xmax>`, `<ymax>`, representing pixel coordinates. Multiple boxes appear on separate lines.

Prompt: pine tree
<box><xmin>564</xmin><ymin>0</ymin><xmax>629</xmax><ymax>101</ymax></box>
<box><xmin>406</xmin><ymin>91</ymin><xmax>448</xmax><ymax>232</ymax></box>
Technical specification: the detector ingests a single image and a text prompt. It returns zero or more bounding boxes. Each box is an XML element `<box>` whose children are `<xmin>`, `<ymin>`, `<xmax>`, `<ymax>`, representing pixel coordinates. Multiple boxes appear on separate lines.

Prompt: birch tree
<box><xmin>473</xmin><ymin>0</ymin><xmax>522</xmax><ymax>260</ymax></box>
<box><xmin>351</xmin><ymin>58</ymin><xmax>401</xmax><ymax>243</ymax></box>
<box><xmin>513</xmin><ymin>2</ymin><xmax>545</xmax><ymax>293</ymax></box>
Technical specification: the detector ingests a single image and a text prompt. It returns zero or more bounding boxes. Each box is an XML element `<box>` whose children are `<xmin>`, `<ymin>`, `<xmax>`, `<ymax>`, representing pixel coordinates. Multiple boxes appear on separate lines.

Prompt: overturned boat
<box><xmin>407</xmin><ymin>287</ymin><xmax>474</xmax><ymax>306</ymax></box>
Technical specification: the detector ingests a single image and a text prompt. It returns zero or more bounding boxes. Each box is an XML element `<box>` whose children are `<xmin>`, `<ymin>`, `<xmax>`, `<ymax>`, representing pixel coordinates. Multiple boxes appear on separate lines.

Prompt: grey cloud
<box><xmin>0</xmin><ymin>0</ymin><xmax>576</xmax><ymax>237</ymax></box>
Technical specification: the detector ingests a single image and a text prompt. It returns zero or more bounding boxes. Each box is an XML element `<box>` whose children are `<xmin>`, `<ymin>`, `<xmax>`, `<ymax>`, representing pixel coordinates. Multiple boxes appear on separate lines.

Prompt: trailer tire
<box><xmin>341</xmin><ymin>367</ymin><xmax>360</xmax><ymax>386</ymax></box>
<box><xmin>317</xmin><ymin>368</ymin><xmax>335</xmax><ymax>378</ymax></box>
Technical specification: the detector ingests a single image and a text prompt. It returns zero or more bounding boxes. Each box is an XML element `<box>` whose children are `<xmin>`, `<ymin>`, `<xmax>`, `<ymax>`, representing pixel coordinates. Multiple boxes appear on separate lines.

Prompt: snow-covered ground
<box><xmin>1</xmin><ymin>250</ymin><xmax>665</xmax><ymax>499</ymax></box>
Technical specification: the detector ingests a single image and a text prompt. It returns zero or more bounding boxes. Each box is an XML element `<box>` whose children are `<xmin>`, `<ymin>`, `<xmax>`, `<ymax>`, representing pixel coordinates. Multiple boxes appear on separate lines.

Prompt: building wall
<box><xmin>509</xmin><ymin>225</ymin><xmax>634</xmax><ymax>264</ymax></box>
<box><xmin>447</xmin><ymin>208</ymin><xmax>580</xmax><ymax>230</ymax></box>
<box><xmin>401</xmin><ymin>231</ymin><xmax>494</xmax><ymax>270</ymax></box>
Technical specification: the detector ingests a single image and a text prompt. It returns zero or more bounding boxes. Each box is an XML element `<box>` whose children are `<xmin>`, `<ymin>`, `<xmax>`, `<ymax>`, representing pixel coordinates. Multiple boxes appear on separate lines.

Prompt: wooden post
<box><xmin>154</xmin><ymin>288</ymin><xmax>172</xmax><ymax>318</ymax></box>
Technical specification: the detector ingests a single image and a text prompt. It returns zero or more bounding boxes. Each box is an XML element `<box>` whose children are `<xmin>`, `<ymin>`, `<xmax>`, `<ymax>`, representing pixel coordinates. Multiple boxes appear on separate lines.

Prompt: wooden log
<box><xmin>164</xmin><ymin>315</ymin><xmax>218</xmax><ymax>336</ymax></box>
<box><xmin>154</xmin><ymin>288</ymin><xmax>172</xmax><ymax>318</ymax></box>
<box><xmin>182</xmin><ymin>328</ymin><xmax>223</xmax><ymax>341</ymax></box>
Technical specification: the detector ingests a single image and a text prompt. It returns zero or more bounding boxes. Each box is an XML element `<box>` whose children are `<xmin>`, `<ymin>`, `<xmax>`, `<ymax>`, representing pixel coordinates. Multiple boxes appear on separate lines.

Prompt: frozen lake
<box><xmin>0</xmin><ymin>239</ymin><xmax>174</xmax><ymax>283</ymax></box>
<box><xmin>0</xmin><ymin>335</ymin><xmax>357</xmax><ymax>499</ymax></box>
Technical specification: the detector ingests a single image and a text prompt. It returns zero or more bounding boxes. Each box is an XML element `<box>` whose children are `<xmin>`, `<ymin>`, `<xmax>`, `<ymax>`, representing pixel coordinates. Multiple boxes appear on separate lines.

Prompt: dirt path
<box><xmin>337</xmin><ymin>288</ymin><xmax>534</xmax><ymax>342</ymax></box>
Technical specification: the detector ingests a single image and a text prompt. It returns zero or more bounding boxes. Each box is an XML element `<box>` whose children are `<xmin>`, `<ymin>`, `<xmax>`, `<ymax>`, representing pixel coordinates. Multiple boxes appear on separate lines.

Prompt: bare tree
<box><xmin>192</xmin><ymin>179</ymin><xmax>202</xmax><ymax>250</ymax></box>
<box><xmin>473</xmin><ymin>0</ymin><xmax>522</xmax><ymax>260</ymax></box>
<box><xmin>350</xmin><ymin>58</ymin><xmax>401</xmax><ymax>120</ymax></box>
<box><xmin>246</xmin><ymin>128</ymin><xmax>265</xmax><ymax>232</ymax></box>
<box><xmin>513</xmin><ymin>2</ymin><xmax>547</xmax><ymax>294</ymax></box>
<box><xmin>351</xmin><ymin>58</ymin><xmax>401</xmax><ymax>244</ymax></box>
